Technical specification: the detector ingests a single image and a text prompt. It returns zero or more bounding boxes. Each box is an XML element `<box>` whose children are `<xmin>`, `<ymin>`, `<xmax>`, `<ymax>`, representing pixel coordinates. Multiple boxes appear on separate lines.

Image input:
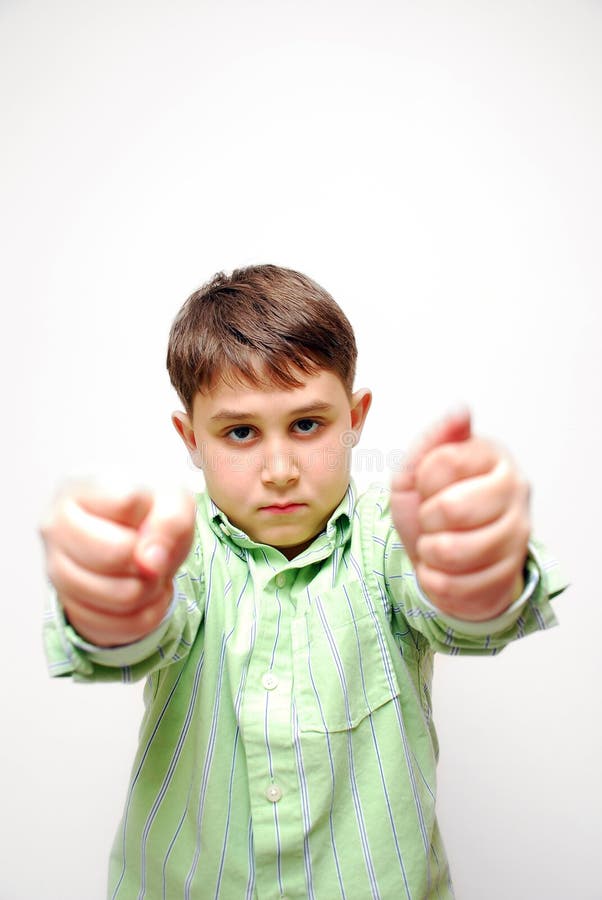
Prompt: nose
<box><xmin>260</xmin><ymin>447</ymin><xmax>300</xmax><ymax>487</ymax></box>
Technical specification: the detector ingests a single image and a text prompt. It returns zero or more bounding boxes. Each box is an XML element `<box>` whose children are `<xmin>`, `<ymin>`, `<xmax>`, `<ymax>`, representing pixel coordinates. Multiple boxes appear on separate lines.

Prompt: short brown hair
<box><xmin>167</xmin><ymin>264</ymin><xmax>357</xmax><ymax>411</ymax></box>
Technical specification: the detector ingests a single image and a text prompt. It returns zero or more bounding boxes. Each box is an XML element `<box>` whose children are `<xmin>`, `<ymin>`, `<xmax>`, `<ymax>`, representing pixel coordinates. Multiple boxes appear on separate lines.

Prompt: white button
<box><xmin>265</xmin><ymin>784</ymin><xmax>283</xmax><ymax>803</ymax></box>
<box><xmin>262</xmin><ymin>672</ymin><xmax>279</xmax><ymax>691</ymax></box>
<box><xmin>275</xmin><ymin>573</ymin><xmax>286</xmax><ymax>588</ymax></box>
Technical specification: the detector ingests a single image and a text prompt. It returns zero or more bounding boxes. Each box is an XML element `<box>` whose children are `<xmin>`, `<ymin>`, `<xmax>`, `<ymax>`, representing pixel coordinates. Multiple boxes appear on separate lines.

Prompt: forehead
<box><xmin>192</xmin><ymin>369</ymin><xmax>350</xmax><ymax>423</ymax></box>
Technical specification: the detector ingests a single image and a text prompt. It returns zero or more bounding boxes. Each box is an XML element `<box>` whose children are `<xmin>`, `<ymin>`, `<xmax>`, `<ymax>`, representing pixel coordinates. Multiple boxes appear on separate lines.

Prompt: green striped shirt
<box><xmin>44</xmin><ymin>482</ymin><xmax>565</xmax><ymax>900</ymax></box>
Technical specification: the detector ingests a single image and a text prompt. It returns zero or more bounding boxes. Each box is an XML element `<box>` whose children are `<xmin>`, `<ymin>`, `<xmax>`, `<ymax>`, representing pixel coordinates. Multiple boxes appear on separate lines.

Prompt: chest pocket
<box><xmin>291</xmin><ymin>581</ymin><xmax>400</xmax><ymax>733</ymax></box>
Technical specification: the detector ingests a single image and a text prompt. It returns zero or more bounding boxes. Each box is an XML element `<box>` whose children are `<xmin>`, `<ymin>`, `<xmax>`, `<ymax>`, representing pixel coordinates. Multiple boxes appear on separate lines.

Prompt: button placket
<box><xmin>243</xmin><ymin>561</ymin><xmax>299</xmax><ymax>898</ymax></box>
<box><xmin>265</xmin><ymin>784</ymin><xmax>283</xmax><ymax>803</ymax></box>
<box><xmin>262</xmin><ymin>672</ymin><xmax>279</xmax><ymax>691</ymax></box>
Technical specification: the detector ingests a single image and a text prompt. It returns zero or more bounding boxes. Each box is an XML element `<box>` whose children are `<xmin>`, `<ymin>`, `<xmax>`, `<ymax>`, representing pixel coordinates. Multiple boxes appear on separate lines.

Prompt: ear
<box><xmin>349</xmin><ymin>388</ymin><xmax>372</xmax><ymax>441</ymax></box>
<box><xmin>172</xmin><ymin>411</ymin><xmax>202</xmax><ymax>466</ymax></box>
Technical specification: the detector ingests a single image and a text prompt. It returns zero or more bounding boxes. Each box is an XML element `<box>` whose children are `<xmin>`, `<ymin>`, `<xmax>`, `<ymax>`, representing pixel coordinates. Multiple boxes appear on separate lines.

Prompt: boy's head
<box><xmin>167</xmin><ymin>264</ymin><xmax>371</xmax><ymax>559</ymax></box>
<box><xmin>166</xmin><ymin>264</ymin><xmax>357</xmax><ymax>411</ymax></box>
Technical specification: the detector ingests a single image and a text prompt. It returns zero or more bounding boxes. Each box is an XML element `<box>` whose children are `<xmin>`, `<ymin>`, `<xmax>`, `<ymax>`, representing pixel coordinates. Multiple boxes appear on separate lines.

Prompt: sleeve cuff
<box><xmin>58</xmin><ymin>590</ymin><xmax>178</xmax><ymax>669</ymax></box>
<box><xmin>414</xmin><ymin>544</ymin><xmax>541</xmax><ymax>638</ymax></box>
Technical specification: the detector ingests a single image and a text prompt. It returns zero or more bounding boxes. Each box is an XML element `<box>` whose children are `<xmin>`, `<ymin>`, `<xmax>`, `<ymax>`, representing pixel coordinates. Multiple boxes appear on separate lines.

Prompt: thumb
<box><xmin>422</xmin><ymin>406</ymin><xmax>472</xmax><ymax>450</ymax></box>
<box><xmin>134</xmin><ymin>488</ymin><xmax>196</xmax><ymax>578</ymax></box>
<box><xmin>391</xmin><ymin>408</ymin><xmax>472</xmax><ymax>564</ymax></box>
<box><xmin>393</xmin><ymin>407</ymin><xmax>472</xmax><ymax>493</ymax></box>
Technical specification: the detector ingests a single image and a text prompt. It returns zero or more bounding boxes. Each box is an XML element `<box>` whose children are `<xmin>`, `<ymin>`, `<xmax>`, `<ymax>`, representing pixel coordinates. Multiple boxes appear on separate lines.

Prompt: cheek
<box><xmin>202</xmin><ymin>448</ymin><xmax>254</xmax><ymax>494</ymax></box>
<box><xmin>212</xmin><ymin>464</ymin><xmax>252</xmax><ymax>492</ymax></box>
<box><xmin>301</xmin><ymin>440</ymin><xmax>349</xmax><ymax>482</ymax></box>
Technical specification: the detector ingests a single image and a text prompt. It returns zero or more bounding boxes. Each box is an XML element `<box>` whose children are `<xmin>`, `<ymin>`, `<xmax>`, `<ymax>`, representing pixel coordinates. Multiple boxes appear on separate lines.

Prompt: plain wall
<box><xmin>1</xmin><ymin>1</ymin><xmax>600</xmax><ymax>897</ymax></box>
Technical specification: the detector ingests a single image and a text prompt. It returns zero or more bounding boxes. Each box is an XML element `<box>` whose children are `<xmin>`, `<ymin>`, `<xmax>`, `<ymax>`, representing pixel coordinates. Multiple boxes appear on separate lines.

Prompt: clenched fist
<box><xmin>40</xmin><ymin>483</ymin><xmax>197</xmax><ymax>647</ymax></box>
<box><xmin>391</xmin><ymin>410</ymin><xmax>530</xmax><ymax>622</ymax></box>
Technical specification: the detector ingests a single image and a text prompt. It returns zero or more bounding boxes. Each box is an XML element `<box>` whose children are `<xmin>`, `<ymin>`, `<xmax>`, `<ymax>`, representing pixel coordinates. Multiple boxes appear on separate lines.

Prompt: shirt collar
<box><xmin>203</xmin><ymin>481</ymin><xmax>356</xmax><ymax>559</ymax></box>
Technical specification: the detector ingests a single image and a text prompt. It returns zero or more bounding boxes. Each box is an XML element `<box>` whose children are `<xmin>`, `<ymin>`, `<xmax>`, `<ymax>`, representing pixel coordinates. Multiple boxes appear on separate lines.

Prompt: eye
<box><xmin>292</xmin><ymin>418</ymin><xmax>320</xmax><ymax>435</ymax></box>
<box><xmin>226</xmin><ymin>425</ymin><xmax>256</xmax><ymax>443</ymax></box>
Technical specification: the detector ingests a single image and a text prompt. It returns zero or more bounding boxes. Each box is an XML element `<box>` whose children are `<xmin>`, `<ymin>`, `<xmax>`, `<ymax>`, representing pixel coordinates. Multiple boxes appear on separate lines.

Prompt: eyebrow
<box><xmin>209</xmin><ymin>401</ymin><xmax>336</xmax><ymax>422</ymax></box>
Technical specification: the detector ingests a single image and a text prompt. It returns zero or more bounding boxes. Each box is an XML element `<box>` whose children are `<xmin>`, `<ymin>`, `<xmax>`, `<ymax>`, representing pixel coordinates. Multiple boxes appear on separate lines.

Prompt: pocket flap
<box><xmin>292</xmin><ymin>582</ymin><xmax>400</xmax><ymax>733</ymax></box>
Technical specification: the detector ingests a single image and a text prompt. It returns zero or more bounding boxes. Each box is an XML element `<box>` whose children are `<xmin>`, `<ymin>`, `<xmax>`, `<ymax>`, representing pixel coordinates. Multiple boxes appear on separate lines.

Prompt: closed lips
<box><xmin>260</xmin><ymin>502</ymin><xmax>305</xmax><ymax>510</ymax></box>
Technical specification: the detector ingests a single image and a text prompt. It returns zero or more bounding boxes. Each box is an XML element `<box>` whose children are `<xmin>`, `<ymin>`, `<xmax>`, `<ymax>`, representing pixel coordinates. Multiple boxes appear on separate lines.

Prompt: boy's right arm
<box><xmin>41</xmin><ymin>483</ymin><xmax>197</xmax><ymax>648</ymax></box>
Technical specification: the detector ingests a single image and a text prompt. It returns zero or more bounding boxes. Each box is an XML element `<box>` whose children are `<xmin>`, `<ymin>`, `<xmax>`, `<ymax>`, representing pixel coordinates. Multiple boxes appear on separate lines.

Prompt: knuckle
<box><xmin>44</xmin><ymin>553</ymin><xmax>74</xmax><ymax>595</ymax></box>
<box><xmin>39</xmin><ymin>507</ymin><xmax>64</xmax><ymax>544</ymax></box>
<box><xmin>437</xmin><ymin>445</ymin><xmax>464</xmax><ymax>480</ymax></box>
<box><xmin>131</xmin><ymin>589</ymin><xmax>170</xmax><ymax>633</ymax></box>
<box><xmin>158</xmin><ymin>507</ymin><xmax>194</xmax><ymax>544</ymax></box>
<box><xmin>507</xmin><ymin>504</ymin><xmax>531</xmax><ymax>547</ymax></box>
<box><xmin>171</xmin><ymin>510</ymin><xmax>193</xmax><ymax>538</ymax></box>
<box><xmin>438</xmin><ymin>493</ymin><xmax>464</xmax><ymax>527</ymax></box>
<box><xmin>100</xmin><ymin>540</ymin><xmax>133</xmax><ymax>571</ymax></box>
<box><xmin>418</xmin><ymin>565</ymin><xmax>456</xmax><ymax>606</ymax></box>
<box><xmin>501</xmin><ymin>460</ymin><xmax>528</xmax><ymax>497</ymax></box>
<box><xmin>112</xmin><ymin>577</ymin><xmax>146</xmax><ymax>611</ymax></box>
<box><xmin>432</xmin><ymin>573</ymin><xmax>455</xmax><ymax>606</ymax></box>
<box><xmin>516</xmin><ymin>519</ymin><xmax>531</xmax><ymax>550</ymax></box>
<box><xmin>418</xmin><ymin>446</ymin><xmax>460</xmax><ymax>494</ymax></box>
<box><xmin>44</xmin><ymin>556</ymin><xmax>61</xmax><ymax>589</ymax></box>
<box><xmin>435</xmin><ymin>534</ymin><xmax>462</xmax><ymax>571</ymax></box>
<box><xmin>519</xmin><ymin>477</ymin><xmax>531</xmax><ymax>507</ymax></box>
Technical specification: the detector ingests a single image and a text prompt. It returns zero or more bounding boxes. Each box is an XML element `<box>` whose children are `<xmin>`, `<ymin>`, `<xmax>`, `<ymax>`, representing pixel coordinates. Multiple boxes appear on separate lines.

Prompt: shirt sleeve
<box><xmin>42</xmin><ymin>517</ymin><xmax>205</xmax><ymax>683</ymax></box>
<box><xmin>370</xmin><ymin>486</ymin><xmax>568</xmax><ymax>656</ymax></box>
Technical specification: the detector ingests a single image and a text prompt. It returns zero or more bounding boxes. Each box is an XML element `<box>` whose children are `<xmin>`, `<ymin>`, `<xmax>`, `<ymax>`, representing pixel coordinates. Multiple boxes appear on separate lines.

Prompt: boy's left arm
<box><xmin>390</xmin><ymin>409</ymin><xmax>567</xmax><ymax>640</ymax></box>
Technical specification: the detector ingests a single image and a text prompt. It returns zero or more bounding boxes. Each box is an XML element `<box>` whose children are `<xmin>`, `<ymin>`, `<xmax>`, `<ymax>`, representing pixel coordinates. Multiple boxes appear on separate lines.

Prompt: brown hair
<box><xmin>167</xmin><ymin>264</ymin><xmax>357</xmax><ymax>411</ymax></box>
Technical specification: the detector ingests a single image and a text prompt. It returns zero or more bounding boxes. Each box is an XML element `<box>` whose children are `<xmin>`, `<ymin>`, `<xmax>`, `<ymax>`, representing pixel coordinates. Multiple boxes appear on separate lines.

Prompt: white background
<box><xmin>1</xmin><ymin>1</ymin><xmax>601</xmax><ymax>897</ymax></box>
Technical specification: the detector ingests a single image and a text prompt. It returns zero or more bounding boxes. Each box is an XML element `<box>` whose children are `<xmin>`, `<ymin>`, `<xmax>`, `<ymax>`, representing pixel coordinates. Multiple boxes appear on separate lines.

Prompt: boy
<box><xmin>42</xmin><ymin>264</ymin><xmax>565</xmax><ymax>899</ymax></box>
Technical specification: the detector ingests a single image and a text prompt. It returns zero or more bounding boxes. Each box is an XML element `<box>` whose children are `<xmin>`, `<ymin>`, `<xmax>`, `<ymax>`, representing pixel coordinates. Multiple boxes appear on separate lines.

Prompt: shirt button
<box><xmin>262</xmin><ymin>672</ymin><xmax>279</xmax><ymax>691</ymax></box>
<box><xmin>275</xmin><ymin>573</ymin><xmax>286</xmax><ymax>588</ymax></box>
<box><xmin>265</xmin><ymin>784</ymin><xmax>283</xmax><ymax>803</ymax></box>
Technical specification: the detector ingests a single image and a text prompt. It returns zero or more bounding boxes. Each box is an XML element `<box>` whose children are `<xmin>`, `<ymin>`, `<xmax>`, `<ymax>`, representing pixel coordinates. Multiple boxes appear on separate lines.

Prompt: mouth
<box><xmin>259</xmin><ymin>502</ymin><xmax>306</xmax><ymax>514</ymax></box>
